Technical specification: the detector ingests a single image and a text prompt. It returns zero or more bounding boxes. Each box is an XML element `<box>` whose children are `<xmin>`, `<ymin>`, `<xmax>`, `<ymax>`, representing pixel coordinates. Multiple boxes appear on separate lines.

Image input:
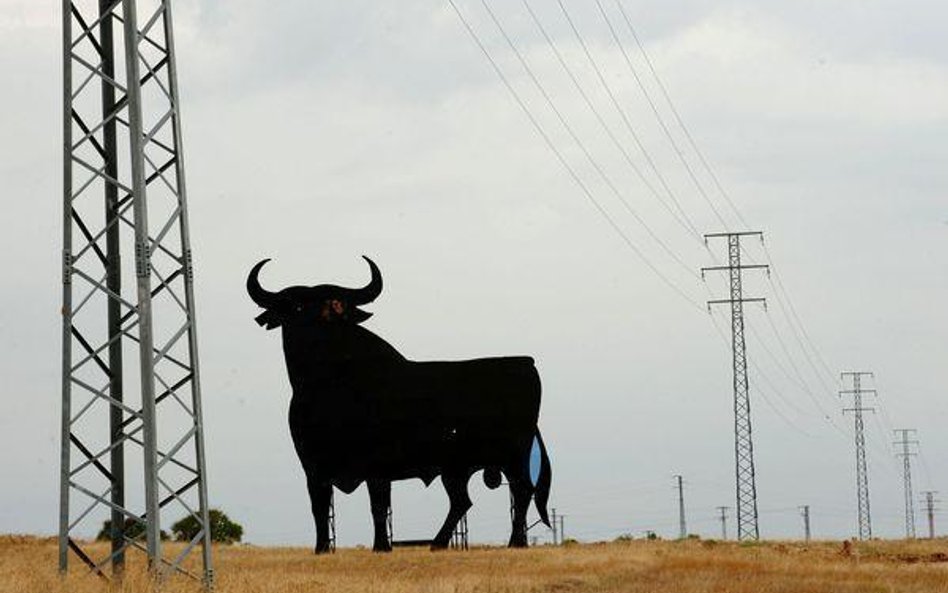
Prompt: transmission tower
<box><xmin>893</xmin><ymin>429</ymin><xmax>919</xmax><ymax>539</ymax></box>
<box><xmin>702</xmin><ymin>231</ymin><xmax>768</xmax><ymax>541</ymax></box>
<box><xmin>799</xmin><ymin>505</ymin><xmax>811</xmax><ymax>543</ymax></box>
<box><xmin>551</xmin><ymin>508</ymin><xmax>558</xmax><ymax>545</ymax></box>
<box><xmin>920</xmin><ymin>491</ymin><xmax>939</xmax><ymax>539</ymax></box>
<box><xmin>59</xmin><ymin>0</ymin><xmax>212</xmax><ymax>584</ymax></box>
<box><xmin>716</xmin><ymin>506</ymin><xmax>730</xmax><ymax>540</ymax></box>
<box><xmin>674</xmin><ymin>475</ymin><xmax>687</xmax><ymax>539</ymax></box>
<box><xmin>839</xmin><ymin>372</ymin><xmax>875</xmax><ymax>540</ymax></box>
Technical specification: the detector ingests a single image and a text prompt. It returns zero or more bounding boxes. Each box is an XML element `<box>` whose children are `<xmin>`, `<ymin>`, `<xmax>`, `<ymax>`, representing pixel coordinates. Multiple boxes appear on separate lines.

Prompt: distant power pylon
<box><xmin>799</xmin><ymin>505</ymin><xmax>811</xmax><ymax>543</ymax></box>
<box><xmin>551</xmin><ymin>508</ymin><xmax>558</xmax><ymax>545</ymax></box>
<box><xmin>716</xmin><ymin>506</ymin><xmax>730</xmax><ymax>540</ymax></box>
<box><xmin>893</xmin><ymin>429</ymin><xmax>919</xmax><ymax>539</ymax></box>
<box><xmin>703</xmin><ymin>231</ymin><xmax>768</xmax><ymax>541</ymax></box>
<box><xmin>920</xmin><ymin>491</ymin><xmax>939</xmax><ymax>539</ymax></box>
<box><xmin>839</xmin><ymin>371</ymin><xmax>876</xmax><ymax>540</ymax></box>
<box><xmin>674</xmin><ymin>475</ymin><xmax>687</xmax><ymax>539</ymax></box>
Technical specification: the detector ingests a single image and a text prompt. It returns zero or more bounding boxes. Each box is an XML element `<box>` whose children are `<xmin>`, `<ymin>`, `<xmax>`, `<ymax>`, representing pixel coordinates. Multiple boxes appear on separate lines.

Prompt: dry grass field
<box><xmin>2</xmin><ymin>535</ymin><xmax>947</xmax><ymax>593</ymax></box>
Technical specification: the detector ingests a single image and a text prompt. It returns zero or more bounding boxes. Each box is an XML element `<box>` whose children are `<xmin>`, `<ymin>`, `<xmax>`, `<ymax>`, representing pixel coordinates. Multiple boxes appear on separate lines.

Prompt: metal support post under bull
<box><xmin>451</xmin><ymin>513</ymin><xmax>469</xmax><ymax>550</ymax></box>
<box><xmin>59</xmin><ymin>0</ymin><xmax>212</xmax><ymax>584</ymax></box>
<box><xmin>328</xmin><ymin>489</ymin><xmax>337</xmax><ymax>552</ymax></box>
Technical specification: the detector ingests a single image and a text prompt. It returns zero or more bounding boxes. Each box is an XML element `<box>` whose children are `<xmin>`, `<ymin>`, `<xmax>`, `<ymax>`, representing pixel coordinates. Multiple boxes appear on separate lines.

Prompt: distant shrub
<box><xmin>96</xmin><ymin>518</ymin><xmax>169</xmax><ymax>542</ymax></box>
<box><xmin>171</xmin><ymin>509</ymin><xmax>243</xmax><ymax>544</ymax></box>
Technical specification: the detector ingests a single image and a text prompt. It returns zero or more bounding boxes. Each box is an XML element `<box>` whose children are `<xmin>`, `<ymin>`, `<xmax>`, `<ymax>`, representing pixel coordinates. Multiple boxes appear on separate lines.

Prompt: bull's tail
<box><xmin>533</xmin><ymin>429</ymin><xmax>552</xmax><ymax>527</ymax></box>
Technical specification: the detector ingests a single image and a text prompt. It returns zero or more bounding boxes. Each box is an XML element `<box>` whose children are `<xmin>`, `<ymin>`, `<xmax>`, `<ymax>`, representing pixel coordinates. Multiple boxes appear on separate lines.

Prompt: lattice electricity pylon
<box><xmin>920</xmin><ymin>491</ymin><xmax>939</xmax><ymax>539</ymax></box>
<box><xmin>893</xmin><ymin>428</ymin><xmax>919</xmax><ymax>539</ymax></box>
<box><xmin>702</xmin><ymin>231</ymin><xmax>769</xmax><ymax>541</ymax></box>
<box><xmin>59</xmin><ymin>0</ymin><xmax>212</xmax><ymax>584</ymax></box>
<box><xmin>840</xmin><ymin>372</ymin><xmax>875</xmax><ymax>540</ymax></box>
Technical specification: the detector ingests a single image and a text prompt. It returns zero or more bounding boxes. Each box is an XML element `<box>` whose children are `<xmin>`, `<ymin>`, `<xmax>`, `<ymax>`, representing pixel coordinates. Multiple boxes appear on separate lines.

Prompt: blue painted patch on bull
<box><xmin>530</xmin><ymin>436</ymin><xmax>541</xmax><ymax>486</ymax></box>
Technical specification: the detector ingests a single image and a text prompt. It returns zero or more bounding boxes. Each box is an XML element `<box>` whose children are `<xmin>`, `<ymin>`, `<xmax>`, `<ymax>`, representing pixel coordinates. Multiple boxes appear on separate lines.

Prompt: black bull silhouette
<box><xmin>247</xmin><ymin>257</ymin><xmax>552</xmax><ymax>552</ymax></box>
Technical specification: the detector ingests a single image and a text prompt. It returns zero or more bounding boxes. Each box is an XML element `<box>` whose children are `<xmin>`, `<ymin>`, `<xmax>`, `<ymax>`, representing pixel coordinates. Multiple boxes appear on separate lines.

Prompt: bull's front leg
<box><xmin>304</xmin><ymin>470</ymin><xmax>333</xmax><ymax>554</ymax></box>
<box><xmin>367</xmin><ymin>479</ymin><xmax>393</xmax><ymax>552</ymax></box>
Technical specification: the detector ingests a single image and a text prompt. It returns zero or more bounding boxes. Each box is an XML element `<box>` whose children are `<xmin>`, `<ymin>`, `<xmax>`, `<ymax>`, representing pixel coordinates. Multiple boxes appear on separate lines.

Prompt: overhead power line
<box><xmin>520</xmin><ymin>0</ymin><xmax>703</xmax><ymax>242</ymax></box>
<box><xmin>593</xmin><ymin>0</ymin><xmax>730</xmax><ymax>230</ymax></box>
<box><xmin>553</xmin><ymin>0</ymin><xmax>699</xmax><ymax>237</ymax></box>
<box><xmin>478</xmin><ymin>0</ymin><xmax>701</xmax><ymax>282</ymax></box>
<box><xmin>446</xmin><ymin>0</ymin><xmax>705</xmax><ymax>312</ymax></box>
<box><xmin>611</xmin><ymin>0</ymin><xmax>749</xmax><ymax>230</ymax></box>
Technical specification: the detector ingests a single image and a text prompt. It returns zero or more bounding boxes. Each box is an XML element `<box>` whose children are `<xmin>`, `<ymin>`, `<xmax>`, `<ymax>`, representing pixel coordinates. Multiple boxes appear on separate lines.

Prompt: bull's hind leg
<box><xmin>304</xmin><ymin>470</ymin><xmax>333</xmax><ymax>554</ymax></box>
<box><xmin>431</xmin><ymin>471</ymin><xmax>472</xmax><ymax>550</ymax></box>
<box><xmin>368</xmin><ymin>479</ymin><xmax>393</xmax><ymax>552</ymax></box>
<box><xmin>507</xmin><ymin>475</ymin><xmax>531</xmax><ymax>548</ymax></box>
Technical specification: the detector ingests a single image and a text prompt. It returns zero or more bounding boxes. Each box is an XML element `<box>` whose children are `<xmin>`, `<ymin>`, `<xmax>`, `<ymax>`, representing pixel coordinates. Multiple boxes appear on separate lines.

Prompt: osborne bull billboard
<box><xmin>247</xmin><ymin>257</ymin><xmax>552</xmax><ymax>552</ymax></box>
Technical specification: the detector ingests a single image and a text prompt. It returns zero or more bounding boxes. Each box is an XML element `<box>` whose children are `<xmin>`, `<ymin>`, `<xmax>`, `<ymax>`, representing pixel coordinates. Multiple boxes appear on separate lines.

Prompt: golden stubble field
<box><xmin>2</xmin><ymin>535</ymin><xmax>947</xmax><ymax>593</ymax></box>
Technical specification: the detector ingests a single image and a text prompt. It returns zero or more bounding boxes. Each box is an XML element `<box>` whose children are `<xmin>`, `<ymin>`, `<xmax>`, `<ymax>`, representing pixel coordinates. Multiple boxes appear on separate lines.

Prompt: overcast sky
<box><xmin>1</xmin><ymin>0</ymin><xmax>946</xmax><ymax>548</ymax></box>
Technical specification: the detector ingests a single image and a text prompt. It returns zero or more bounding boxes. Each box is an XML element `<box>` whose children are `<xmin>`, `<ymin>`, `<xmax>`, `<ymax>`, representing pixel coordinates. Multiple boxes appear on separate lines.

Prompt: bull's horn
<box><xmin>339</xmin><ymin>256</ymin><xmax>383</xmax><ymax>305</ymax></box>
<box><xmin>247</xmin><ymin>259</ymin><xmax>278</xmax><ymax>308</ymax></box>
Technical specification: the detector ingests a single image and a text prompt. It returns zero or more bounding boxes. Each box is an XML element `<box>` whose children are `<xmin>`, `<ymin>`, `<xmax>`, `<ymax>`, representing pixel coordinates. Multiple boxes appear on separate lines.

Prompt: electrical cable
<box><xmin>594</xmin><ymin>0</ymin><xmax>731</xmax><ymax>231</ymax></box>
<box><xmin>612</xmin><ymin>0</ymin><xmax>750</xmax><ymax>230</ymax></box>
<box><xmin>446</xmin><ymin>0</ymin><xmax>707</xmax><ymax>312</ymax></box>
<box><xmin>520</xmin><ymin>0</ymin><xmax>704</xmax><ymax>242</ymax></box>
<box><xmin>553</xmin><ymin>0</ymin><xmax>697</xmax><ymax>236</ymax></box>
<box><xmin>478</xmin><ymin>0</ymin><xmax>702</xmax><ymax>283</ymax></box>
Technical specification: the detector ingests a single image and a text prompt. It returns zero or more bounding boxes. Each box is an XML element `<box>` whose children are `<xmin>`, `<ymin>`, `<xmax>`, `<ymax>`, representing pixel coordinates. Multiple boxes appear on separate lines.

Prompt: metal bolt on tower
<box><xmin>839</xmin><ymin>372</ymin><xmax>875</xmax><ymax>540</ymax></box>
<box><xmin>59</xmin><ymin>0</ymin><xmax>212</xmax><ymax>583</ymax></box>
<box><xmin>702</xmin><ymin>231</ymin><xmax>769</xmax><ymax>541</ymax></box>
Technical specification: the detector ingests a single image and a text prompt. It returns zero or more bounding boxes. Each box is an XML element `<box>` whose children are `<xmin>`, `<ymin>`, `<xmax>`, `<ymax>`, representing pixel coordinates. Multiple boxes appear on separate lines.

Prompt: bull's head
<box><xmin>246</xmin><ymin>256</ymin><xmax>382</xmax><ymax>330</ymax></box>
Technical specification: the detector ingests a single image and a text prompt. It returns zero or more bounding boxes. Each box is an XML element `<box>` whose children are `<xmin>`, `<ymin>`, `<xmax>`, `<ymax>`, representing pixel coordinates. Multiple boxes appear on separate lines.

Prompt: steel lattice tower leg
<box><xmin>893</xmin><ymin>429</ymin><xmax>918</xmax><ymax>539</ymax></box>
<box><xmin>703</xmin><ymin>232</ymin><xmax>768</xmax><ymax>541</ymax></box>
<box><xmin>840</xmin><ymin>372</ymin><xmax>875</xmax><ymax>541</ymax></box>
<box><xmin>59</xmin><ymin>0</ymin><xmax>212</xmax><ymax>584</ymax></box>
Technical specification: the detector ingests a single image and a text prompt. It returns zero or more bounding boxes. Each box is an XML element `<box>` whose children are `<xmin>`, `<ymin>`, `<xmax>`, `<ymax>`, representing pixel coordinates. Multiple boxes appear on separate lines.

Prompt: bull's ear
<box><xmin>348</xmin><ymin>308</ymin><xmax>373</xmax><ymax>324</ymax></box>
<box><xmin>254</xmin><ymin>310</ymin><xmax>283</xmax><ymax>330</ymax></box>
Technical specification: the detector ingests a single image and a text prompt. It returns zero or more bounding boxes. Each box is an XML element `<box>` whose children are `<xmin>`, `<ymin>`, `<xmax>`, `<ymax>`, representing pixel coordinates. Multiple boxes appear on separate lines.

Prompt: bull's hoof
<box><xmin>507</xmin><ymin>535</ymin><xmax>529</xmax><ymax>548</ymax></box>
<box><xmin>372</xmin><ymin>543</ymin><xmax>393</xmax><ymax>553</ymax></box>
<box><xmin>314</xmin><ymin>543</ymin><xmax>332</xmax><ymax>555</ymax></box>
<box><xmin>429</xmin><ymin>540</ymin><xmax>450</xmax><ymax>551</ymax></box>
